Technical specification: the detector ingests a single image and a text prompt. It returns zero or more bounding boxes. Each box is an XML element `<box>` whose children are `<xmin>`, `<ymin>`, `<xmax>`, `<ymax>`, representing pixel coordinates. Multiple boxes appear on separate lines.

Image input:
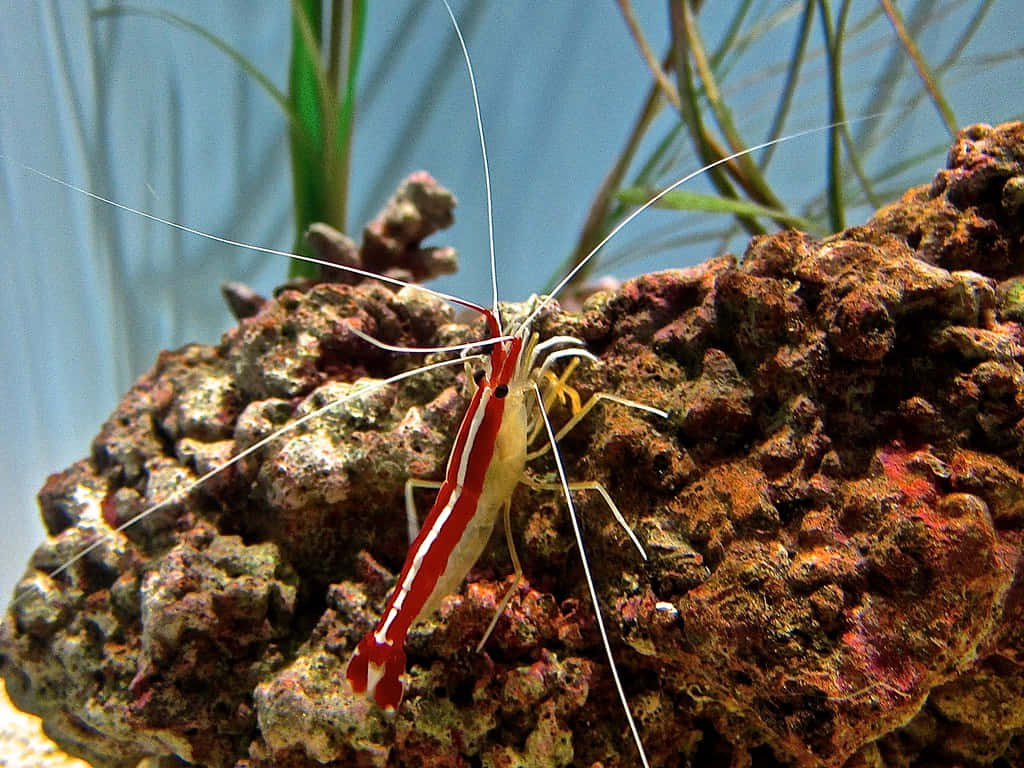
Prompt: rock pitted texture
<box><xmin>3</xmin><ymin>123</ymin><xmax>1024</xmax><ymax>767</ymax></box>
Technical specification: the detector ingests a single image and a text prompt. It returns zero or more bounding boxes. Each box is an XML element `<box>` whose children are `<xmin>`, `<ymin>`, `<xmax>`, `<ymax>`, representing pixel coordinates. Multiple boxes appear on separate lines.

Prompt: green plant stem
<box><xmin>817</xmin><ymin>0</ymin><xmax>845</xmax><ymax>233</ymax></box>
<box><xmin>679</xmin><ymin>0</ymin><xmax>785</xmax><ymax>213</ymax></box>
<box><xmin>830</xmin><ymin>1</ymin><xmax>880</xmax><ymax>211</ymax></box>
<box><xmin>288</xmin><ymin>0</ymin><xmax>327</xmax><ymax>276</ymax></box>
<box><xmin>616</xmin><ymin>186</ymin><xmax>813</xmax><ymax>229</ymax></box>
<box><xmin>287</xmin><ymin>0</ymin><xmax>365</xmax><ymax>278</ymax></box>
<box><xmin>710</xmin><ymin>0</ymin><xmax>754</xmax><ymax>71</ymax></box>
<box><xmin>878</xmin><ymin>0</ymin><xmax>957</xmax><ymax>134</ymax></box>
<box><xmin>616</xmin><ymin>0</ymin><xmax>680</xmax><ymax>109</ymax></box>
<box><xmin>669</xmin><ymin>0</ymin><xmax>762</xmax><ymax>236</ymax></box>
<box><xmin>91</xmin><ymin>6</ymin><xmax>293</xmax><ymax>121</ymax></box>
<box><xmin>760</xmin><ymin>0</ymin><xmax>814</xmax><ymax>169</ymax></box>
<box><xmin>327</xmin><ymin>0</ymin><xmax>343</xmax><ymax>91</ymax></box>
<box><xmin>336</xmin><ymin>0</ymin><xmax>367</xmax><ymax>240</ymax></box>
<box><xmin>557</xmin><ymin>53</ymin><xmax>668</xmax><ymax>291</ymax></box>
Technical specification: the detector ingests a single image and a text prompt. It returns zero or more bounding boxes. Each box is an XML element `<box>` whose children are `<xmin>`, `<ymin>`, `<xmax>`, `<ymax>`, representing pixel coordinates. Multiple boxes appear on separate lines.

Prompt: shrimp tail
<box><xmin>345</xmin><ymin>632</ymin><xmax>406</xmax><ymax>711</ymax></box>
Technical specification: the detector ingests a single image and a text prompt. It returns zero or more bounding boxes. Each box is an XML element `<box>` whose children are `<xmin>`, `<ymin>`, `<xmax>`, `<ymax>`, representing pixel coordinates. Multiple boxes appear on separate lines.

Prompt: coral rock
<box><xmin>4</xmin><ymin>124</ymin><xmax>1024</xmax><ymax>767</ymax></box>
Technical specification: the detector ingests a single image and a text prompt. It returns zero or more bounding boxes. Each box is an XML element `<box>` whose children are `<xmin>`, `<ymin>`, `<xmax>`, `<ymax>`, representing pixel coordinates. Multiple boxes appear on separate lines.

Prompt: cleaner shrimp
<box><xmin>1</xmin><ymin>3</ymin><xmax>1012</xmax><ymax>766</ymax></box>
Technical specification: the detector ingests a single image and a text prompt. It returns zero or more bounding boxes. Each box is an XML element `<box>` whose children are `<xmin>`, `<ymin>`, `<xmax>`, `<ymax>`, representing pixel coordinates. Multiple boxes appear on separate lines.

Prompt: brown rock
<box><xmin>4</xmin><ymin>123</ymin><xmax>1024</xmax><ymax>767</ymax></box>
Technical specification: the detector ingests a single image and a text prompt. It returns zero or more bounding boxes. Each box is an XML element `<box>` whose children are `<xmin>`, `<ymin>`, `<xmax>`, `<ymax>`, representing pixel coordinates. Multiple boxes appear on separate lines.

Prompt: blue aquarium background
<box><xmin>0</xmin><ymin>1</ymin><xmax>1019</xmax><ymax>597</ymax></box>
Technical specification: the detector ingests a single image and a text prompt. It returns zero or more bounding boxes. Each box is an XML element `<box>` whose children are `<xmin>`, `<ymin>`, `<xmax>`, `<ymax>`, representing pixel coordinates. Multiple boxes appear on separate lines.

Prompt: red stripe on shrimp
<box><xmin>346</xmin><ymin>339</ymin><xmax>521</xmax><ymax>708</ymax></box>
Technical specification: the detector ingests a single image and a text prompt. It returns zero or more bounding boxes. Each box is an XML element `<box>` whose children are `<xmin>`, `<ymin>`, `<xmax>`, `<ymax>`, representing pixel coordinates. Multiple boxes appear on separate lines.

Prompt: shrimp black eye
<box><xmin>493</xmin><ymin>384</ymin><xmax>509</xmax><ymax>398</ymax></box>
<box><xmin>473</xmin><ymin>369</ymin><xmax>486</xmax><ymax>384</ymax></box>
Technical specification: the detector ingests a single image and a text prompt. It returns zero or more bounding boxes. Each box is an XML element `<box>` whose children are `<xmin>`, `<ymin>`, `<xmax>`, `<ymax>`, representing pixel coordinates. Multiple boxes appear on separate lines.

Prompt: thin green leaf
<box><xmin>709</xmin><ymin>0</ymin><xmax>755</xmax><ymax>71</ymax></box>
<box><xmin>817</xmin><ymin>0</ymin><xmax>845</xmax><ymax>233</ymax></box>
<box><xmin>335</xmin><ymin>0</ymin><xmax>368</xmax><ymax>237</ymax></box>
<box><xmin>91</xmin><ymin>5</ymin><xmax>293</xmax><ymax>121</ymax></box>
<box><xmin>557</xmin><ymin>51</ymin><xmax>669</xmax><ymax>291</ymax></box>
<box><xmin>286</xmin><ymin>0</ymin><xmax>364</xmax><ymax>281</ymax></box>
<box><xmin>616</xmin><ymin>186</ymin><xmax>813</xmax><ymax>229</ymax></box>
<box><xmin>878</xmin><ymin>0</ymin><xmax>957</xmax><ymax>134</ymax></box>
<box><xmin>760</xmin><ymin>0</ymin><xmax>814</xmax><ymax>167</ymax></box>
<box><xmin>617</xmin><ymin>0</ymin><xmax>679</xmax><ymax>108</ymax></box>
<box><xmin>288</xmin><ymin>0</ymin><xmax>328</xmax><ymax>278</ymax></box>
<box><xmin>681</xmin><ymin>0</ymin><xmax>783</xmax><ymax>210</ymax></box>
<box><xmin>668</xmin><ymin>1</ymin><xmax>761</xmax><ymax>235</ymax></box>
<box><xmin>939</xmin><ymin>0</ymin><xmax>995</xmax><ymax>74</ymax></box>
<box><xmin>710</xmin><ymin>2</ymin><xmax>807</xmax><ymax>80</ymax></box>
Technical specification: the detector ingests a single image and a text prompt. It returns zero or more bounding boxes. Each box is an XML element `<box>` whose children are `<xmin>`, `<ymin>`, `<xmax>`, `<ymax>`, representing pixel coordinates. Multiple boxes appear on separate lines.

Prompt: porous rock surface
<box><xmin>3</xmin><ymin>123</ymin><xmax>1024</xmax><ymax>767</ymax></box>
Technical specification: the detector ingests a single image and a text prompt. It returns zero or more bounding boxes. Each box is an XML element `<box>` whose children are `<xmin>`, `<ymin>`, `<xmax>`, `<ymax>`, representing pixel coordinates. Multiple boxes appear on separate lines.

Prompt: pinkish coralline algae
<box><xmin>4</xmin><ymin>124</ymin><xmax>1024</xmax><ymax>767</ymax></box>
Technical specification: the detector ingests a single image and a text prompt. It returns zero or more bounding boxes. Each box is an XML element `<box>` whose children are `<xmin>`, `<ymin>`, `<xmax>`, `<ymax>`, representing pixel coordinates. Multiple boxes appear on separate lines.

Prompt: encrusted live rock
<box><xmin>4</xmin><ymin>122</ymin><xmax>1024</xmax><ymax>767</ymax></box>
<box><xmin>305</xmin><ymin>171</ymin><xmax>458</xmax><ymax>289</ymax></box>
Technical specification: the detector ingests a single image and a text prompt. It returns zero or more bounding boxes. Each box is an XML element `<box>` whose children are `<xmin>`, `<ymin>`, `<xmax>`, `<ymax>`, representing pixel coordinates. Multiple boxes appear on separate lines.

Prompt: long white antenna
<box><xmin>13</xmin><ymin>355</ymin><xmax>478</xmax><ymax>606</ymax></box>
<box><xmin>533</xmin><ymin>382</ymin><xmax>652</xmax><ymax>768</ymax></box>
<box><xmin>517</xmin><ymin>114</ymin><xmax>887</xmax><ymax>335</ymax></box>
<box><xmin>1</xmin><ymin>154</ymin><xmax>494</xmax><ymax>319</ymax></box>
<box><xmin>440</xmin><ymin>0</ymin><xmax>500</xmax><ymax>330</ymax></box>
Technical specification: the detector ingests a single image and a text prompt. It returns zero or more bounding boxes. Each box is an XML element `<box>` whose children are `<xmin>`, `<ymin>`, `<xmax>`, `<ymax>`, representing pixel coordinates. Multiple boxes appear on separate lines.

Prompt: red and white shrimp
<box><xmin>344</xmin><ymin>321</ymin><xmax>554</xmax><ymax>710</ymax></box>
<box><xmin>343</xmin><ymin>10</ymin><xmax>666</xmax><ymax>764</ymax></box>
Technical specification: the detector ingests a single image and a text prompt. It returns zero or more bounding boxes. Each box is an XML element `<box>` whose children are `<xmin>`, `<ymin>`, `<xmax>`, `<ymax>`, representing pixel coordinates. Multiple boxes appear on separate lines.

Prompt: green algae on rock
<box><xmin>3</xmin><ymin>123</ymin><xmax>1024</xmax><ymax>767</ymax></box>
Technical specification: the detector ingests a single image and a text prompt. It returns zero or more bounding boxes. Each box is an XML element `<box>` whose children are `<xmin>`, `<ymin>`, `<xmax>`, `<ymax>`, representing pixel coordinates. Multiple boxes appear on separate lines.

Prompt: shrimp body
<box><xmin>346</xmin><ymin>326</ymin><xmax>530</xmax><ymax>710</ymax></box>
